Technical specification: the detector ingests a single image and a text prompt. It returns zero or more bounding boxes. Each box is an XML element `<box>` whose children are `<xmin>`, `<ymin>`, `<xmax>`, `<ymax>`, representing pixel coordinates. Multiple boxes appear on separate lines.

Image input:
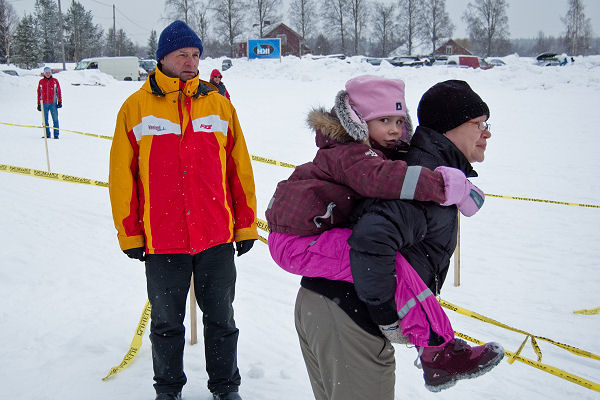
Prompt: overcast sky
<box><xmin>7</xmin><ymin>0</ymin><xmax>600</xmax><ymax>46</ymax></box>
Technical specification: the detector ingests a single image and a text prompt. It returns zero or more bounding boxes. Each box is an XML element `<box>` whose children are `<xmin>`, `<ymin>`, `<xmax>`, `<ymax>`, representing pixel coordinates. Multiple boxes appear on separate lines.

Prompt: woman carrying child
<box><xmin>266</xmin><ymin>76</ymin><xmax>503</xmax><ymax>399</ymax></box>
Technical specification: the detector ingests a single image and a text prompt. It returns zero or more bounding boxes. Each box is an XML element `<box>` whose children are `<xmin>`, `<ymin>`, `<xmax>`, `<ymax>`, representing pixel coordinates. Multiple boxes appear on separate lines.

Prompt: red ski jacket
<box><xmin>37</xmin><ymin>77</ymin><xmax>62</xmax><ymax>105</ymax></box>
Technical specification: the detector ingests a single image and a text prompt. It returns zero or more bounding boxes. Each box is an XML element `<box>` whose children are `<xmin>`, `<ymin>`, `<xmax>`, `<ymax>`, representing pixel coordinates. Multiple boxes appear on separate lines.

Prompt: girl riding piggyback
<box><xmin>266</xmin><ymin>75</ymin><xmax>502</xmax><ymax>393</ymax></box>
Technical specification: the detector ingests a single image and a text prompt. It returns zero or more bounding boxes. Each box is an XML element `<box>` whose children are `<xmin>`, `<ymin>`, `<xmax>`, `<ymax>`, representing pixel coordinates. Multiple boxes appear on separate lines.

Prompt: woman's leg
<box><xmin>294</xmin><ymin>287</ymin><xmax>395</xmax><ymax>400</ymax></box>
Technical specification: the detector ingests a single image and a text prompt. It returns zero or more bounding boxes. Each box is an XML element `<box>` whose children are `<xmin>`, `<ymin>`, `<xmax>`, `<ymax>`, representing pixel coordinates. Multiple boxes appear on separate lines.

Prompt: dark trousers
<box><xmin>145</xmin><ymin>243</ymin><xmax>241</xmax><ymax>395</ymax></box>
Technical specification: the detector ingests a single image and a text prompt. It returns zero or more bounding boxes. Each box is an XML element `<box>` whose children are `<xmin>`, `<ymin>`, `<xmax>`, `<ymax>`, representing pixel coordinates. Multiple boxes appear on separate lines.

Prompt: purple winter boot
<box><xmin>417</xmin><ymin>338</ymin><xmax>504</xmax><ymax>392</ymax></box>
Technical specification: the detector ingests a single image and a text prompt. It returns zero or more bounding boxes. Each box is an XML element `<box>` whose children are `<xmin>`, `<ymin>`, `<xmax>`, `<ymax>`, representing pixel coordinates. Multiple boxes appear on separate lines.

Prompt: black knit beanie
<box><xmin>417</xmin><ymin>80</ymin><xmax>489</xmax><ymax>134</ymax></box>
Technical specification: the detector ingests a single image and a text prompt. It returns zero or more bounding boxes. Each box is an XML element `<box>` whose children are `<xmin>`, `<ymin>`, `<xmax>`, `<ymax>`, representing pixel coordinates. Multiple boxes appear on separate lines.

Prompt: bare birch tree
<box><xmin>562</xmin><ymin>0</ymin><xmax>593</xmax><ymax>55</ymax></box>
<box><xmin>214</xmin><ymin>0</ymin><xmax>247</xmax><ymax>57</ymax></box>
<box><xmin>463</xmin><ymin>0</ymin><xmax>510</xmax><ymax>57</ymax></box>
<box><xmin>289</xmin><ymin>0</ymin><xmax>316</xmax><ymax>41</ymax></box>
<box><xmin>321</xmin><ymin>0</ymin><xmax>348</xmax><ymax>54</ymax></box>
<box><xmin>0</xmin><ymin>0</ymin><xmax>18</xmax><ymax>63</ymax></box>
<box><xmin>165</xmin><ymin>0</ymin><xmax>198</xmax><ymax>25</ymax></box>
<box><xmin>398</xmin><ymin>0</ymin><xmax>424</xmax><ymax>55</ymax></box>
<box><xmin>421</xmin><ymin>0</ymin><xmax>453</xmax><ymax>54</ymax></box>
<box><xmin>372</xmin><ymin>1</ymin><xmax>396</xmax><ymax>57</ymax></box>
<box><xmin>348</xmin><ymin>0</ymin><xmax>369</xmax><ymax>55</ymax></box>
<box><xmin>253</xmin><ymin>0</ymin><xmax>280</xmax><ymax>37</ymax></box>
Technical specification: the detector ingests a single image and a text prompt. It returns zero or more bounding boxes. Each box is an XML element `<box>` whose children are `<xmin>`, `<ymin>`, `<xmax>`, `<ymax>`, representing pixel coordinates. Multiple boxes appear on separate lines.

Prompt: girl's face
<box><xmin>366</xmin><ymin>116</ymin><xmax>406</xmax><ymax>148</ymax></box>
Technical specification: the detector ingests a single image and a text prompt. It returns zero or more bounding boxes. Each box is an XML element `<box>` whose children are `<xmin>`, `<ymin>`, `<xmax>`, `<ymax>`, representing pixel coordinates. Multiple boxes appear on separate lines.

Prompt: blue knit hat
<box><xmin>156</xmin><ymin>20</ymin><xmax>203</xmax><ymax>61</ymax></box>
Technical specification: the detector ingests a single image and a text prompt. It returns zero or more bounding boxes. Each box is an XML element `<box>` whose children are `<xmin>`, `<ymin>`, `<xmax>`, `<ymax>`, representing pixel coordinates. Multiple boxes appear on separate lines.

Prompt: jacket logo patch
<box><xmin>396</xmin><ymin>102</ymin><xmax>403</xmax><ymax>110</ymax></box>
<box><xmin>365</xmin><ymin>149</ymin><xmax>378</xmax><ymax>157</ymax></box>
<box><xmin>147</xmin><ymin>125</ymin><xmax>166</xmax><ymax>132</ymax></box>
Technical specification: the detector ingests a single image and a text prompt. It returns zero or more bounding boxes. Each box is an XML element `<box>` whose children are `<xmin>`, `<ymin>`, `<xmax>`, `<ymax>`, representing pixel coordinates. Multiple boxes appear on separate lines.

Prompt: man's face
<box><xmin>444</xmin><ymin>116</ymin><xmax>491</xmax><ymax>163</ymax></box>
<box><xmin>43</xmin><ymin>70</ymin><xmax>52</xmax><ymax>78</ymax></box>
<box><xmin>160</xmin><ymin>47</ymin><xmax>200</xmax><ymax>82</ymax></box>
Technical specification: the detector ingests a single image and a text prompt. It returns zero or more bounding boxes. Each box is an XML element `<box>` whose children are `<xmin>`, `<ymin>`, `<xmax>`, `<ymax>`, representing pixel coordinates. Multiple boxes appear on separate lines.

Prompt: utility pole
<box><xmin>57</xmin><ymin>0</ymin><xmax>66</xmax><ymax>70</ymax></box>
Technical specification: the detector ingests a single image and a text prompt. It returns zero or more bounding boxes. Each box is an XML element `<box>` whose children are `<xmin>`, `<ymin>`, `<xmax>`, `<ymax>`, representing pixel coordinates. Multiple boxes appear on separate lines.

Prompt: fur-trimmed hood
<box><xmin>306</xmin><ymin>99</ymin><xmax>414</xmax><ymax>151</ymax></box>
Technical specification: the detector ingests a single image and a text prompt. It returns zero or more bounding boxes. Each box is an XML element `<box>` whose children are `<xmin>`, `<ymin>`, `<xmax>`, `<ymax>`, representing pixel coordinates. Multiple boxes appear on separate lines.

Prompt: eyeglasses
<box><xmin>466</xmin><ymin>120</ymin><xmax>491</xmax><ymax>132</ymax></box>
<box><xmin>215</xmin><ymin>76</ymin><xmax>222</xmax><ymax>79</ymax></box>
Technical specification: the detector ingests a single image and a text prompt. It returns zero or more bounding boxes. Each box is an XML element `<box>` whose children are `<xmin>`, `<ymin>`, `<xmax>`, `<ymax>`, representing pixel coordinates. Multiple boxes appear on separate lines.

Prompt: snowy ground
<box><xmin>1</xmin><ymin>55</ymin><xmax>599</xmax><ymax>399</ymax></box>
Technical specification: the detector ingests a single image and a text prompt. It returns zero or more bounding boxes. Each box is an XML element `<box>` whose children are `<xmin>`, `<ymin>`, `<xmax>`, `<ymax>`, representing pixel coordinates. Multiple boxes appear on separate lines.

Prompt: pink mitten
<box><xmin>435</xmin><ymin>166</ymin><xmax>485</xmax><ymax>217</ymax></box>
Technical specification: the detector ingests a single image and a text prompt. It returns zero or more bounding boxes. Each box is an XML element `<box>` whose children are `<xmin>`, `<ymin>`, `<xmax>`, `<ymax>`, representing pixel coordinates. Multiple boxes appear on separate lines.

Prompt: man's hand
<box><xmin>37</xmin><ymin>104</ymin><xmax>41</xmax><ymax>111</ymax></box>
<box><xmin>57</xmin><ymin>102</ymin><xmax>62</xmax><ymax>108</ymax></box>
<box><xmin>123</xmin><ymin>247</ymin><xmax>145</xmax><ymax>261</ymax></box>
<box><xmin>235</xmin><ymin>239</ymin><xmax>255</xmax><ymax>257</ymax></box>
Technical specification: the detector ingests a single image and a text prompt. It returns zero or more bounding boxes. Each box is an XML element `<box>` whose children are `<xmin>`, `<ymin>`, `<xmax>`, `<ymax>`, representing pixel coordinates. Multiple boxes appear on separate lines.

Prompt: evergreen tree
<box><xmin>64</xmin><ymin>1</ymin><xmax>103</xmax><ymax>61</ymax></box>
<box><xmin>34</xmin><ymin>0</ymin><xmax>61</xmax><ymax>62</ymax></box>
<box><xmin>12</xmin><ymin>14</ymin><xmax>41</xmax><ymax>69</ymax></box>
<box><xmin>0</xmin><ymin>0</ymin><xmax>18</xmax><ymax>63</ymax></box>
<box><xmin>146</xmin><ymin>30</ymin><xmax>157</xmax><ymax>59</ymax></box>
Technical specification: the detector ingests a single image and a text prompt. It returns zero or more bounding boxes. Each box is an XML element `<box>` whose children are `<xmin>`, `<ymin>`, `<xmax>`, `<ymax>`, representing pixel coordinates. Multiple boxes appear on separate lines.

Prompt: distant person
<box><xmin>37</xmin><ymin>66</ymin><xmax>62</xmax><ymax>139</ymax></box>
<box><xmin>108</xmin><ymin>20</ymin><xmax>257</xmax><ymax>400</ymax></box>
<box><xmin>210</xmin><ymin>69</ymin><xmax>230</xmax><ymax>99</ymax></box>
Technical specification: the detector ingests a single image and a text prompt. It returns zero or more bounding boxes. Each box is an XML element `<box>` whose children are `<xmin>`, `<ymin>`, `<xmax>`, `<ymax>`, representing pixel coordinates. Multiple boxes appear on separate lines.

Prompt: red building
<box><xmin>263</xmin><ymin>23</ymin><xmax>311</xmax><ymax>57</ymax></box>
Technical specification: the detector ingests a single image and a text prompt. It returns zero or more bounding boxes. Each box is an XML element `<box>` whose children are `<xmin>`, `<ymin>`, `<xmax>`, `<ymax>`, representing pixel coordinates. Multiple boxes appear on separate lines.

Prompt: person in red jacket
<box><xmin>209</xmin><ymin>69</ymin><xmax>230</xmax><ymax>99</ymax></box>
<box><xmin>109</xmin><ymin>20</ymin><xmax>256</xmax><ymax>400</ymax></box>
<box><xmin>37</xmin><ymin>67</ymin><xmax>62</xmax><ymax>139</ymax></box>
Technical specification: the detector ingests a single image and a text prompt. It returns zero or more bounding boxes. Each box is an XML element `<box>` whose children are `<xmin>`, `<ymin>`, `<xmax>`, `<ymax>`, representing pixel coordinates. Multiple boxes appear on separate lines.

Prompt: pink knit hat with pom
<box><xmin>334</xmin><ymin>75</ymin><xmax>411</xmax><ymax>142</ymax></box>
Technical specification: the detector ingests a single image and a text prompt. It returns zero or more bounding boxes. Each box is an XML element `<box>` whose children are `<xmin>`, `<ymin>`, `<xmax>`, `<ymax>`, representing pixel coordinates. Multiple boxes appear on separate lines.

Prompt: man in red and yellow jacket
<box><xmin>108</xmin><ymin>20</ymin><xmax>257</xmax><ymax>400</ymax></box>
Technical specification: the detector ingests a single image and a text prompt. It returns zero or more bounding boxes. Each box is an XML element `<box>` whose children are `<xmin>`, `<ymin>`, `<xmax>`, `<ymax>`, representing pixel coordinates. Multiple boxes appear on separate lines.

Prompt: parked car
<box><xmin>222</xmin><ymin>59</ymin><xmax>232</xmax><ymax>71</ymax></box>
<box><xmin>1</xmin><ymin>69</ymin><xmax>18</xmax><ymax>76</ymax></box>
<box><xmin>75</xmin><ymin>56</ymin><xmax>140</xmax><ymax>81</ymax></box>
<box><xmin>139</xmin><ymin>59</ymin><xmax>157</xmax><ymax>73</ymax></box>
<box><xmin>431</xmin><ymin>55</ymin><xmax>448</xmax><ymax>65</ymax></box>
<box><xmin>364</xmin><ymin>57</ymin><xmax>384</xmax><ymax>66</ymax></box>
<box><xmin>387</xmin><ymin>56</ymin><xmax>425</xmax><ymax>67</ymax></box>
<box><xmin>535</xmin><ymin>52</ymin><xmax>561</xmax><ymax>66</ymax></box>
<box><xmin>487</xmin><ymin>58</ymin><xmax>506</xmax><ymax>67</ymax></box>
<box><xmin>447</xmin><ymin>55</ymin><xmax>493</xmax><ymax>69</ymax></box>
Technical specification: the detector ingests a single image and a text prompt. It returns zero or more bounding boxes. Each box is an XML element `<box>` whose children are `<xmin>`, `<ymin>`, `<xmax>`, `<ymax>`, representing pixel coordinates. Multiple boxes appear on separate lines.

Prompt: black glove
<box><xmin>235</xmin><ymin>239</ymin><xmax>255</xmax><ymax>257</ymax></box>
<box><xmin>37</xmin><ymin>104</ymin><xmax>41</xmax><ymax>111</ymax></box>
<box><xmin>57</xmin><ymin>102</ymin><xmax>62</xmax><ymax>108</ymax></box>
<box><xmin>123</xmin><ymin>247</ymin><xmax>145</xmax><ymax>261</ymax></box>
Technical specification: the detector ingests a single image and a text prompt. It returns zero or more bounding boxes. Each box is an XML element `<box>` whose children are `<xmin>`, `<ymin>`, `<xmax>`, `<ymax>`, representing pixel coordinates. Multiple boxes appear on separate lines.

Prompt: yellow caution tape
<box><xmin>0</xmin><ymin>163</ymin><xmax>108</xmax><ymax>187</ymax></box>
<box><xmin>250</xmin><ymin>154</ymin><xmax>296</xmax><ymax>169</ymax></box>
<box><xmin>0</xmin><ymin>121</ymin><xmax>113</xmax><ymax>140</ymax></box>
<box><xmin>573</xmin><ymin>306</ymin><xmax>600</xmax><ymax>315</ymax></box>
<box><xmin>256</xmin><ymin>218</ymin><xmax>270</xmax><ymax>233</ymax></box>
<box><xmin>2</xmin><ymin>121</ymin><xmax>600</xmax><ymax>209</ymax></box>
<box><xmin>102</xmin><ymin>300</ymin><xmax>152</xmax><ymax>381</ymax></box>
<box><xmin>439</xmin><ymin>298</ymin><xmax>600</xmax><ymax>362</ymax></box>
<box><xmin>485</xmin><ymin>193</ymin><xmax>600</xmax><ymax>209</ymax></box>
<box><xmin>454</xmin><ymin>331</ymin><xmax>600</xmax><ymax>393</ymax></box>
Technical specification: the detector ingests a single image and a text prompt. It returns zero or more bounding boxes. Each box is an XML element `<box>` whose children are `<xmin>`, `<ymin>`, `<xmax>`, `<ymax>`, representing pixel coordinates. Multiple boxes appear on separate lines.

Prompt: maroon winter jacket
<box><xmin>265</xmin><ymin>108</ymin><xmax>447</xmax><ymax>236</ymax></box>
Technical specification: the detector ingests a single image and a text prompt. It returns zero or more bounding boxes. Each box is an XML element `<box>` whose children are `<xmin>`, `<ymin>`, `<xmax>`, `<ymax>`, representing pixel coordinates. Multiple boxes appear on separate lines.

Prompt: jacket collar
<box><xmin>144</xmin><ymin>67</ymin><xmax>214</xmax><ymax>98</ymax></box>
<box><xmin>410</xmin><ymin>126</ymin><xmax>477</xmax><ymax>178</ymax></box>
